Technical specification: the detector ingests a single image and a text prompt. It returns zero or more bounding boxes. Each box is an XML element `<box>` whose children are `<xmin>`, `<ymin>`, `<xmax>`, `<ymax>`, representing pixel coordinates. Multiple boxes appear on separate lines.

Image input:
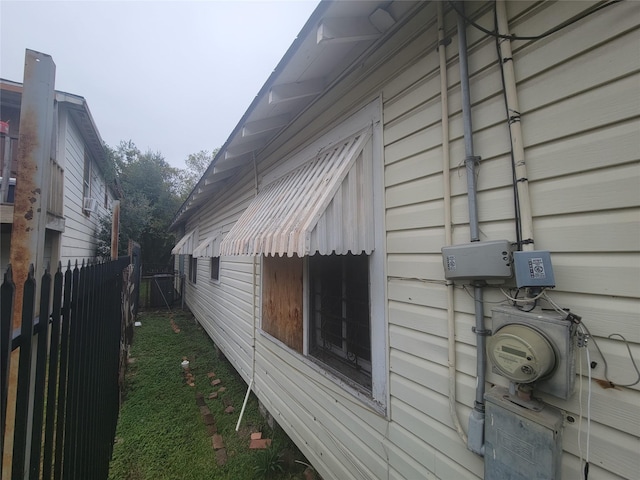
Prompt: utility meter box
<box><xmin>489</xmin><ymin>306</ymin><xmax>577</xmax><ymax>399</ymax></box>
<box><xmin>513</xmin><ymin>250</ymin><xmax>555</xmax><ymax>288</ymax></box>
<box><xmin>485</xmin><ymin>386</ymin><xmax>563</xmax><ymax>480</ymax></box>
<box><xmin>441</xmin><ymin>240</ymin><xmax>514</xmax><ymax>283</ymax></box>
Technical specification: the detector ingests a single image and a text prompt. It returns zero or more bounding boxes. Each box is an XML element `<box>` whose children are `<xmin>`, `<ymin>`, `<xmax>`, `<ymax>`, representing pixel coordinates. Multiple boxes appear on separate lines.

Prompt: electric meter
<box><xmin>487</xmin><ymin>324</ymin><xmax>556</xmax><ymax>383</ymax></box>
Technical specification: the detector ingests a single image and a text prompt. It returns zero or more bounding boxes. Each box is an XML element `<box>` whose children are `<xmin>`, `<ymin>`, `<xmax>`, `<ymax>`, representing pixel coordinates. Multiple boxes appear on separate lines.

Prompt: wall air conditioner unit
<box><xmin>83</xmin><ymin>197</ymin><xmax>98</xmax><ymax>213</ymax></box>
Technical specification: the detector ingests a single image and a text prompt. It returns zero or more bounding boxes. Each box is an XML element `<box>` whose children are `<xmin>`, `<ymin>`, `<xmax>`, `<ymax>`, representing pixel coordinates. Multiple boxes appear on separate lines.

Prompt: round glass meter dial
<box><xmin>487</xmin><ymin>324</ymin><xmax>556</xmax><ymax>383</ymax></box>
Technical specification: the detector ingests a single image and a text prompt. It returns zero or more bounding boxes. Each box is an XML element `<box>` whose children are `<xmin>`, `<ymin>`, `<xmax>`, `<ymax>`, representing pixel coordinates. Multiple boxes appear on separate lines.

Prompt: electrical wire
<box><xmin>581</xmin><ymin>324</ymin><xmax>592</xmax><ymax>480</ymax></box>
<box><xmin>578</xmin><ymin>342</ymin><xmax>584</xmax><ymax>476</ymax></box>
<box><xmin>493</xmin><ymin>6</ymin><xmax>523</xmax><ymax>249</ymax></box>
<box><xmin>576</xmin><ymin>323</ymin><xmax>592</xmax><ymax>479</ymax></box>
<box><xmin>448</xmin><ymin>0</ymin><xmax>622</xmax><ymax>42</ymax></box>
<box><xmin>500</xmin><ymin>287</ymin><xmax>546</xmax><ymax>303</ymax></box>
<box><xmin>543</xmin><ymin>292</ymin><xmax>640</xmax><ymax>387</ymax></box>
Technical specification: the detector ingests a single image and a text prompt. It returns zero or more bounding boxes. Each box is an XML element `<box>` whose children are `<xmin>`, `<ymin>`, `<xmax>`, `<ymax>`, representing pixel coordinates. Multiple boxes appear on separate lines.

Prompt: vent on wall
<box><xmin>83</xmin><ymin>197</ymin><xmax>98</xmax><ymax>213</ymax></box>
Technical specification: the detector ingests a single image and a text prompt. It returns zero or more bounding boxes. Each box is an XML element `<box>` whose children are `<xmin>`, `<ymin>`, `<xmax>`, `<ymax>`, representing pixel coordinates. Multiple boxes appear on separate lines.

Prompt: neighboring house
<box><xmin>1</xmin><ymin>78</ymin><xmax>119</xmax><ymax>272</ymax></box>
<box><xmin>170</xmin><ymin>1</ymin><xmax>639</xmax><ymax>479</ymax></box>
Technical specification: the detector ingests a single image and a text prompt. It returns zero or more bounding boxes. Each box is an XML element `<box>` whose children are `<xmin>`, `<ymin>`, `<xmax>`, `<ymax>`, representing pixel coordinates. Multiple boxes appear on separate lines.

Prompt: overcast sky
<box><xmin>1</xmin><ymin>0</ymin><xmax>320</xmax><ymax>169</ymax></box>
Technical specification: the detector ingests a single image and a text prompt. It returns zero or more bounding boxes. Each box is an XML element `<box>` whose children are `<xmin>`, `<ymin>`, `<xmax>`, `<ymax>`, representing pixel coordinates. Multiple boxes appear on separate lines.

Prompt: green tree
<box><xmin>100</xmin><ymin>141</ymin><xmax>182</xmax><ymax>266</ymax></box>
<box><xmin>98</xmin><ymin>143</ymin><xmax>220</xmax><ymax>267</ymax></box>
<box><xmin>179</xmin><ymin>149</ymin><xmax>218</xmax><ymax>199</ymax></box>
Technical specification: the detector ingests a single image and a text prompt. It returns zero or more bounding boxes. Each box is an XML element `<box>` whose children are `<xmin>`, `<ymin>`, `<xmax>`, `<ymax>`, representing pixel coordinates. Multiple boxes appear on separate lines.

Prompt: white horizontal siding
<box><xmin>254</xmin><ymin>340</ymin><xmax>389</xmax><ymax>480</ymax></box>
<box><xmin>60</xmin><ymin>112</ymin><xmax>100</xmax><ymax>263</ymax></box>
<box><xmin>183</xmin><ymin>1</ymin><xmax>639</xmax><ymax>478</ymax></box>
<box><xmin>184</xmin><ymin>168</ymin><xmax>258</xmax><ymax>384</ymax></box>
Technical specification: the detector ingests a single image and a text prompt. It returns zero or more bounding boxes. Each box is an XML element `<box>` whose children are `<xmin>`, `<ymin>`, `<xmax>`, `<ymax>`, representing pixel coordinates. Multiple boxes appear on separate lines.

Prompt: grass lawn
<box><xmin>108</xmin><ymin>310</ymin><xmax>315</xmax><ymax>480</ymax></box>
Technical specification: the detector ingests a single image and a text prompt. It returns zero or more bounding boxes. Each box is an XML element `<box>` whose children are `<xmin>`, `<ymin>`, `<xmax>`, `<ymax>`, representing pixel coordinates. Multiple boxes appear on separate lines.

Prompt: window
<box><xmin>189</xmin><ymin>256</ymin><xmax>197</xmax><ymax>284</ymax></box>
<box><xmin>261</xmin><ymin>252</ymin><xmax>374</xmax><ymax>393</ymax></box>
<box><xmin>210</xmin><ymin>257</ymin><xmax>220</xmax><ymax>281</ymax></box>
<box><xmin>309</xmin><ymin>253</ymin><xmax>371</xmax><ymax>389</ymax></box>
<box><xmin>223</xmin><ymin>99</ymin><xmax>386</xmax><ymax>408</ymax></box>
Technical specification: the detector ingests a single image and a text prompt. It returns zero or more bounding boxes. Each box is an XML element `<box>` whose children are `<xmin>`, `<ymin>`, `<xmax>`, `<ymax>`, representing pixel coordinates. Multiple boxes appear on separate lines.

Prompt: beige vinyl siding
<box><xmin>182</xmin><ymin>1</ymin><xmax>639</xmax><ymax>478</ymax></box>
<box><xmin>185</xmin><ymin>112</ymin><xmax>391</xmax><ymax>480</ymax></box>
<box><xmin>382</xmin><ymin>1</ymin><xmax>639</xmax><ymax>479</ymax></box>
<box><xmin>183</xmin><ymin>167</ymin><xmax>258</xmax><ymax>384</ymax></box>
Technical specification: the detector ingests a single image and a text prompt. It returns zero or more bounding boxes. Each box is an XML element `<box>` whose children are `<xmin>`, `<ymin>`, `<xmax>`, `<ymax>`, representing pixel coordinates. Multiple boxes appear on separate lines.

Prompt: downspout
<box><xmin>456</xmin><ymin>2</ymin><xmax>486</xmax><ymax>456</ymax></box>
<box><xmin>438</xmin><ymin>2</ymin><xmax>467</xmax><ymax>444</ymax></box>
<box><xmin>495</xmin><ymin>0</ymin><xmax>534</xmax><ymax>251</ymax></box>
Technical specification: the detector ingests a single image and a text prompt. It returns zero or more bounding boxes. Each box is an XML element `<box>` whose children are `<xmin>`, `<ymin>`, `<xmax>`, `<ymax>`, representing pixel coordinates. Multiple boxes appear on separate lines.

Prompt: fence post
<box><xmin>4</xmin><ymin>50</ymin><xmax>56</xmax><ymax>478</ymax></box>
<box><xmin>0</xmin><ymin>266</ymin><xmax>15</xmax><ymax>468</ymax></box>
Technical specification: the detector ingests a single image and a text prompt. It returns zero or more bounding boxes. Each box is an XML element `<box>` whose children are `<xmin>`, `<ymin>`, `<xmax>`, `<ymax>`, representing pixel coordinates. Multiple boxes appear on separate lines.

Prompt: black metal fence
<box><xmin>1</xmin><ymin>255</ymin><xmax>139</xmax><ymax>479</ymax></box>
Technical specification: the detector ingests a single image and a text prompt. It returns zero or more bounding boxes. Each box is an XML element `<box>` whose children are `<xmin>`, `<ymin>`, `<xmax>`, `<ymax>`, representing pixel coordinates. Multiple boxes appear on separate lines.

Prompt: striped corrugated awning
<box><xmin>219</xmin><ymin>127</ymin><xmax>374</xmax><ymax>257</ymax></box>
<box><xmin>193</xmin><ymin>230</ymin><xmax>222</xmax><ymax>257</ymax></box>
<box><xmin>171</xmin><ymin>229</ymin><xmax>196</xmax><ymax>255</ymax></box>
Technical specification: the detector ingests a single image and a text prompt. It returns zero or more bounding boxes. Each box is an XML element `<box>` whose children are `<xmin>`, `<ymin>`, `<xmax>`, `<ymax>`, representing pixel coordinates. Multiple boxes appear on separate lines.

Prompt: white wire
<box><xmin>500</xmin><ymin>287</ymin><xmax>547</xmax><ymax>303</ymax></box>
<box><xmin>577</xmin><ymin>323</ymin><xmax>592</xmax><ymax>479</ymax></box>
<box><xmin>542</xmin><ymin>292</ymin><xmax>569</xmax><ymax>317</ymax></box>
<box><xmin>578</xmin><ymin>344</ymin><xmax>584</xmax><ymax>475</ymax></box>
<box><xmin>585</xmin><ymin>339</ymin><xmax>592</xmax><ymax>466</ymax></box>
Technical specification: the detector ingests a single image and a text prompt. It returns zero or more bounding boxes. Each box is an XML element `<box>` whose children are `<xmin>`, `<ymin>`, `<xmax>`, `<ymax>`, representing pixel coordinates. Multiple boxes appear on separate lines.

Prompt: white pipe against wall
<box><xmin>235</xmin><ymin>379</ymin><xmax>254</xmax><ymax>432</ymax></box>
<box><xmin>496</xmin><ymin>0</ymin><xmax>534</xmax><ymax>251</ymax></box>
<box><xmin>237</xmin><ymin>151</ymin><xmax>259</xmax><ymax>432</ymax></box>
<box><xmin>438</xmin><ymin>1</ymin><xmax>467</xmax><ymax>445</ymax></box>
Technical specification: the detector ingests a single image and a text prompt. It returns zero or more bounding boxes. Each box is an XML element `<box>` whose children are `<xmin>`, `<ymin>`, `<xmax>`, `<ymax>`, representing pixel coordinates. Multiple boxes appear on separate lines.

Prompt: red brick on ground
<box><xmin>212</xmin><ymin>434</ymin><xmax>225</xmax><ymax>450</ymax></box>
<box><xmin>249</xmin><ymin>438</ymin><xmax>272</xmax><ymax>449</ymax></box>
<box><xmin>215</xmin><ymin>448</ymin><xmax>228</xmax><ymax>466</ymax></box>
<box><xmin>250</xmin><ymin>432</ymin><xmax>262</xmax><ymax>440</ymax></box>
<box><xmin>224</xmin><ymin>405</ymin><xmax>235</xmax><ymax>414</ymax></box>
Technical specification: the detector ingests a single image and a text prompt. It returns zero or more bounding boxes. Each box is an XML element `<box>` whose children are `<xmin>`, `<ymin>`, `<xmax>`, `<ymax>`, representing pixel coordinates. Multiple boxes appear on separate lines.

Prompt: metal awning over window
<box><xmin>219</xmin><ymin>128</ymin><xmax>374</xmax><ymax>257</ymax></box>
<box><xmin>193</xmin><ymin>230</ymin><xmax>222</xmax><ymax>258</ymax></box>
<box><xmin>171</xmin><ymin>229</ymin><xmax>196</xmax><ymax>255</ymax></box>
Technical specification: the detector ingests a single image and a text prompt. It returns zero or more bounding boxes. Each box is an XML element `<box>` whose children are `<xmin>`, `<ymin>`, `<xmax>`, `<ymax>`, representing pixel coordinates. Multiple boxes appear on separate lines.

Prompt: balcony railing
<box><xmin>1</xmin><ymin>138</ymin><xmax>65</xmax><ymax>227</ymax></box>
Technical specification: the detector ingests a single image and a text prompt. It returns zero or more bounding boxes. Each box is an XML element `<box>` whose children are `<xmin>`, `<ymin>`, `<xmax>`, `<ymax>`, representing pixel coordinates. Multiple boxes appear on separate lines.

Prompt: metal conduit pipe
<box><xmin>456</xmin><ymin>2</ymin><xmax>486</xmax><ymax>456</ymax></box>
<box><xmin>438</xmin><ymin>1</ymin><xmax>467</xmax><ymax>444</ymax></box>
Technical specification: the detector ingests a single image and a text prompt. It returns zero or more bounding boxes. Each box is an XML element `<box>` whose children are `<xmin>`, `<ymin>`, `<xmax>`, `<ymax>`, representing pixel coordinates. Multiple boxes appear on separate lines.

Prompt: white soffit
<box><xmin>219</xmin><ymin>127</ymin><xmax>374</xmax><ymax>257</ymax></box>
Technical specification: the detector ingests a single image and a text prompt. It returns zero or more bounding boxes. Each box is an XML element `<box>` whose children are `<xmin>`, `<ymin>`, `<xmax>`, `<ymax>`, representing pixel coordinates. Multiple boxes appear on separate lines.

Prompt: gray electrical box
<box><xmin>485</xmin><ymin>386</ymin><xmax>564</xmax><ymax>480</ymax></box>
<box><xmin>490</xmin><ymin>306</ymin><xmax>577</xmax><ymax>400</ymax></box>
<box><xmin>441</xmin><ymin>240</ymin><xmax>513</xmax><ymax>284</ymax></box>
<box><xmin>513</xmin><ymin>250</ymin><xmax>555</xmax><ymax>288</ymax></box>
